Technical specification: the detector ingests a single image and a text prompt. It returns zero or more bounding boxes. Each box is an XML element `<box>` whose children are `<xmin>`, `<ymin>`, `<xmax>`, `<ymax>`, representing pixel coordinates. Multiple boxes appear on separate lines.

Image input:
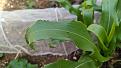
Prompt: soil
<box><xmin>0</xmin><ymin>53</ymin><xmax>64</xmax><ymax>68</ymax></box>
<box><xmin>0</xmin><ymin>49</ymin><xmax>82</xmax><ymax>68</ymax></box>
<box><xmin>101</xmin><ymin>48</ymin><xmax>121</xmax><ymax>68</ymax></box>
<box><xmin>1</xmin><ymin>48</ymin><xmax>121</xmax><ymax>68</ymax></box>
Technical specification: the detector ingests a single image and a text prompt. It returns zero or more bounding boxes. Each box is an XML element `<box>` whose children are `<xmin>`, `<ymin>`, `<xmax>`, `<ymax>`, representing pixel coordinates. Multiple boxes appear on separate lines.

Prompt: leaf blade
<box><xmin>25</xmin><ymin>20</ymin><xmax>108</xmax><ymax>62</ymax></box>
<box><xmin>87</xmin><ymin>24</ymin><xmax>108</xmax><ymax>51</ymax></box>
<box><xmin>44</xmin><ymin>56</ymin><xmax>98</xmax><ymax>68</ymax></box>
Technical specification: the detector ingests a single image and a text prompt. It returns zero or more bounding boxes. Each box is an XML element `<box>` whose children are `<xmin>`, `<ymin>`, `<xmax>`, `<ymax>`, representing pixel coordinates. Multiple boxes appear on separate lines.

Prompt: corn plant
<box><xmin>25</xmin><ymin>0</ymin><xmax>121</xmax><ymax>68</ymax></box>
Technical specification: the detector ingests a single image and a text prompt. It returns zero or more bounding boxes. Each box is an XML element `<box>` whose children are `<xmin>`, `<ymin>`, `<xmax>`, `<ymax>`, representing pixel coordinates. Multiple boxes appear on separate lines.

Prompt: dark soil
<box><xmin>101</xmin><ymin>48</ymin><xmax>121</xmax><ymax>68</ymax></box>
<box><xmin>0</xmin><ymin>49</ymin><xmax>82</xmax><ymax>68</ymax></box>
<box><xmin>0</xmin><ymin>48</ymin><xmax>121</xmax><ymax>68</ymax></box>
<box><xmin>0</xmin><ymin>53</ymin><xmax>64</xmax><ymax>68</ymax></box>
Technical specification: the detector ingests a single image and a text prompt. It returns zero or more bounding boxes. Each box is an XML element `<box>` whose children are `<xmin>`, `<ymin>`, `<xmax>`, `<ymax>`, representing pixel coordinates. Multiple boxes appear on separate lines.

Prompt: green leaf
<box><xmin>116</xmin><ymin>42</ymin><xmax>121</xmax><ymax>48</ymax></box>
<box><xmin>44</xmin><ymin>56</ymin><xmax>98</xmax><ymax>68</ymax></box>
<box><xmin>25</xmin><ymin>20</ymin><xmax>92</xmax><ymax>50</ymax></box>
<box><xmin>27</xmin><ymin>63</ymin><xmax>38</xmax><ymax>68</ymax></box>
<box><xmin>108</xmin><ymin>23</ymin><xmax>116</xmax><ymax>43</ymax></box>
<box><xmin>116</xmin><ymin>23</ymin><xmax>121</xmax><ymax>41</ymax></box>
<box><xmin>6</xmin><ymin>59</ymin><xmax>38</xmax><ymax>68</ymax></box>
<box><xmin>25</xmin><ymin>20</ymin><xmax>109</xmax><ymax>62</ymax></box>
<box><xmin>107</xmin><ymin>37</ymin><xmax>117</xmax><ymax>56</ymax></box>
<box><xmin>57</xmin><ymin>0</ymin><xmax>82</xmax><ymax>21</ymax></box>
<box><xmin>116</xmin><ymin>0</ymin><xmax>121</xmax><ymax>23</ymax></box>
<box><xmin>87</xmin><ymin>24</ymin><xmax>108</xmax><ymax>51</ymax></box>
<box><xmin>93</xmin><ymin>4</ymin><xmax>102</xmax><ymax>12</ymax></box>
<box><xmin>82</xmin><ymin>8</ymin><xmax>94</xmax><ymax>26</ymax></box>
<box><xmin>80</xmin><ymin>0</ymin><xmax>94</xmax><ymax>10</ymax></box>
<box><xmin>79</xmin><ymin>0</ymin><xmax>101</xmax><ymax>13</ymax></box>
<box><xmin>78</xmin><ymin>0</ymin><xmax>94</xmax><ymax>26</ymax></box>
<box><xmin>92</xmin><ymin>0</ymin><xmax>101</xmax><ymax>12</ymax></box>
<box><xmin>100</xmin><ymin>0</ymin><xmax>118</xmax><ymax>34</ymax></box>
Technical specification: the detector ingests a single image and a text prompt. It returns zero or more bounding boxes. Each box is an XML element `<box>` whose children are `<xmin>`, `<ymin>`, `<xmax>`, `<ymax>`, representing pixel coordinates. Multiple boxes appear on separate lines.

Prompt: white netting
<box><xmin>0</xmin><ymin>0</ymin><xmax>101</xmax><ymax>56</ymax></box>
<box><xmin>0</xmin><ymin>8</ymin><xmax>78</xmax><ymax>56</ymax></box>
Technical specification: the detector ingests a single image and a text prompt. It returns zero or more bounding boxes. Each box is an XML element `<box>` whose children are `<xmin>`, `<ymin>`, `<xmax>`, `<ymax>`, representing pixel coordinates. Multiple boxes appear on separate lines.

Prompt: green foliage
<box><xmin>115</xmin><ymin>0</ymin><xmax>121</xmax><ymax>48</ymax></box>
<box><xmin>44</xmin><ymin>56</ymin><xmax>98</xmax><ymax>68</ymax></box>
<box><xmin>57</xmin><ymin>0</ymin><xmax>83</xmax><ymax>21</ymax></box>
<box><xmin>6</xmin><ymin>59</ymin><xmax>38</xmax><ymax>68</ymax></box>
<box><xmin>82</xmin><ymin>8</ymin><xmax>94</xmax><ymax>26</ymax></box>
<box><xmin>117</xmin><ymin>0</ymin><xmax>121</xmax><ymax>23</ymax></box>
<box><xmin>100</xmin><ymin>0</ymin><xmax>118</xmax><ymax>34</ymax></box>
<box><xmin>25</xmin><ymin>20</ymin><xmax>109</xmax><ymax>62</ymax></box>
<box><xmin>81</xmin><ymin>0</ymin><xmax>94</xmax><ymax>26</ymax></box>
<box><xmin>25</xmin><ymin>0</ymin><xmax>121</xmax><ymax>68</ymax></box>
<box><xmin>87</xmin><ymin>24</ymin><xmax>108</xmax><ymax>51</ymax></box>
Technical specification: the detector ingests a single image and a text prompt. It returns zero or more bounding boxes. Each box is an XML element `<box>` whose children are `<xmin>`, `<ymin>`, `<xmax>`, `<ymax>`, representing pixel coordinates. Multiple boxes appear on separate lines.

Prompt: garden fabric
<box><xmin>0</xmin><ymin>0</ymin><xmax>101</xmax><ymax>56</ymax></box>
<box><xmin>0</xmin><ymin>8</ymin><xmax>77</xmax><ymax>56</ymax></box>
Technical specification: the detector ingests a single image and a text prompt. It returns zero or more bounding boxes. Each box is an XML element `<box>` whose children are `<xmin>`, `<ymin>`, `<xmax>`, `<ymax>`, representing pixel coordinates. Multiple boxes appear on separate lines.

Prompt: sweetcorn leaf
<box><xmin>82</xmin><ymin>8</ymin><xmax>94</xmax><ymax>26</ymax></box>
<box><xmin>87</xmin><ymin>24</ymin><xmax>108</xmax><ymax>51</ymax></box>
<box><xmin>115</xmin><ymin>0</ymin><xmax>121</xmax><ymax>43</ymax></box>
<box><xmin>57</xmin><ymin>0</ymin><xmax>82</xmax><ymax>21</ymax></box>
<box><xmin>100</xmin><ymin>0</ymin><xmax>118</xmax><ymax>34</ymax></box>
<box><xmin>25</xmin><ymin>20</ymin><xmax>91</xmax><ymax>50</ymax></box>
<box><xmin>116</xmin><ymin>23</ymin><xmax>121</xmax><ymax>42</ymax></box>
<box><xmin>116</xmin><ymin>0</ymin><xmax>121</xmax><ymax>23</ymax></box>
<box><xmin>91</xmin><ymin>0</ymin><xmax>102</xmax><ymax>12</ymax></box>
<box><xmin>25</xmin><ymin>20</ymin><xmax>109</xmax><ymax>62</ymax></box>
<box><xmin>108</xmin><ymin>23</ymin><xmax>116</xmax><ymax>43</ymax></box>
<box><xmin>81</xmin><ymin>0</ymin><xmax>92</xmax><ymax>7</ymax></box>
<box><xmin>79</xmin><ymin>0</ymin><xmax>94</xmax><ymax>26</ymax></box>
<box><xmin>44</xmin><ymin>56</ymin><xmax>98</xmax><ymax>68</ymax></box>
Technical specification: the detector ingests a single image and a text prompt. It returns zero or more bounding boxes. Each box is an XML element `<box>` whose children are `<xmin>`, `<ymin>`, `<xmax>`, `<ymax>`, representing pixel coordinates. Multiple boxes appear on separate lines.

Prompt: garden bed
<box><xmin>0</xmin><ymin>0</ymin><xmax>121</xmax><ymax>68</ymax></box>
<box><xmin>0</xmin><ymin>8</ymin><xmax>78</xmax><ymax>68</ymax></box>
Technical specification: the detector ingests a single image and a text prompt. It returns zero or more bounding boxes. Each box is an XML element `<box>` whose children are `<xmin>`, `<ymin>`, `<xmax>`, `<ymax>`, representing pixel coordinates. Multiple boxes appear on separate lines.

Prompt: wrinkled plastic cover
<box><xmin>0</xmin><ymin>8</ymin><xmax>78</xmax><ymax>56</ymax></box>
